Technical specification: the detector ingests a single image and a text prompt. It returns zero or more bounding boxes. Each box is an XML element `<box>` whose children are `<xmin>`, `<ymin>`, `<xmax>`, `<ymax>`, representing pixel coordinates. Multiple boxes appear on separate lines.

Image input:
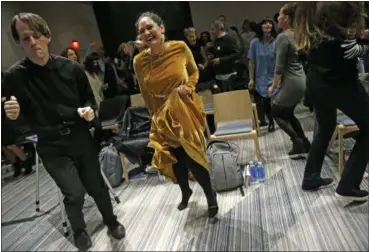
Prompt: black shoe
<box><xmin>289</xmin><ymin>138</ymin><xmax>307</xmax><ymax>156</ymax></box>
<box><xmin>107</xmin><ymin>222</ymin><xmax>126</xmax><ymax>240</ymax></box>
<box><xmin>178</xmin><ymin>189</ymin><xmax>193</xmax><ymax>211</ymax></box>
<box><xmin>268</xmin><ymin>123</ymin><xmax>275</xmax><ymax>132</ymax></box>
<box><xmin>302</xmin><ymin>177</ymin><xmax>334</xmax><ymax>191</ymax></box>
<box><xmin>335</xmin><ymin>189</ymin><xmax>369</xmax><ymax>202</ymax></box>
<box><xmin>74</xmin><ymin>230</ymin><xmax>92</xmax><ymax>251</ymax></box>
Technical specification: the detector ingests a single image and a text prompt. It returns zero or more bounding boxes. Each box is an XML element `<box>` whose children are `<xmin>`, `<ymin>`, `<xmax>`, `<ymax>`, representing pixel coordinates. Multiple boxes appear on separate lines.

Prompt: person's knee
<box><xmin>64</xmin><ymin>188</ymin><xmax>85</xmax><ymax>206</ymax></box>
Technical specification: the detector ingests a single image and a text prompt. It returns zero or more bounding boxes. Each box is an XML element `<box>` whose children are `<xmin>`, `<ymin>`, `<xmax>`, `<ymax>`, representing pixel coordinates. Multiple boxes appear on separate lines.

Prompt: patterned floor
<box><xmin>1</xmin><ymin>105</ymin><xmax>368</xmax><ymax>251</ymax></box>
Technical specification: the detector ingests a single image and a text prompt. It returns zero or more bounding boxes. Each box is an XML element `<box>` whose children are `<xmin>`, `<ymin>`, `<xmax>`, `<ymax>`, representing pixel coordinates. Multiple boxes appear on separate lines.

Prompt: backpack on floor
<box><xmin>206</xmin><ymin>140</ymin><xmax>245</xmax><ymax>196</ymax></box>
<box><xmin>99</xmin><ymin>144</ymin><xmax>123</xmax><ymax>188</ymax></box>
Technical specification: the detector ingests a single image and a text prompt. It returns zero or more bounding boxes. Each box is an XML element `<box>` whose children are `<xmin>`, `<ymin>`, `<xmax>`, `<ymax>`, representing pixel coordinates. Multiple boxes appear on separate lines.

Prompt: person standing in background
<box><xmin>248</xmin><ymin>18</ymin><xmax>277</xmax><ymax>132</ymax></box>
<box><xmin>210</xmin><ymin>20</ymin><xmax>240</xmax><ymax>92</ymax></box>
<box><xmin>217</xmin><ymin>14</ymin><xmax>241</xmax><ymax>48</ymax></box>
<box><xmin>240</xmin><ymin>19</ymin><xmax>256</xmax><ymax>53</ymax></box>
<box><xmin>84</xmin><ymin>52</ymin><xmax>105</xmax><ymax>108</ymax></box>
<box><xmin>60</xmin><ymin>47</ymin><xmax>80</xmax><ymax>63</ymax></box>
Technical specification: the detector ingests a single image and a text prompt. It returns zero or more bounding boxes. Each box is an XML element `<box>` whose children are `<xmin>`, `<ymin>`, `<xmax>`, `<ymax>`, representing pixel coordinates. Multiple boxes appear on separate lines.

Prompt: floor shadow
<box><xmin>1</xmin><ymin>203</ymin><xmax>59</xmax><ymax>226</ymax></box>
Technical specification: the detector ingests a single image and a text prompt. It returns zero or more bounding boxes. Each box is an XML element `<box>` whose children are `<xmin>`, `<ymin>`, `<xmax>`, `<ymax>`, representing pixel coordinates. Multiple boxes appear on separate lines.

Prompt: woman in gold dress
<box><xmin>134</xmin><ymin>12</ymin><xmax>218</xmax><ymax>219</ymax></box>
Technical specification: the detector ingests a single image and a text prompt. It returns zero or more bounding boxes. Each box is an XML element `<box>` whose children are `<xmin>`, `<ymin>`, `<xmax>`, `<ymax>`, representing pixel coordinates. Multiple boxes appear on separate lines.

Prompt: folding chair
<box><xmin>328</xmin><ymin>114</ymin><xmax>359</xmax><ymax>175</ymax></box>
<box><xmin>210</xmin><ymin>90</ymin><xmax>262</xmax><ymax>161</ymax></box>
<box><xmin>197</xmin><ymin>89</ymin><xmax>214</xmax><ymax>139</ymax></box>
<box><xmin>130</xmin><ymin>94</ymin><xmax>146</xmax><ymax>107</ymax></box>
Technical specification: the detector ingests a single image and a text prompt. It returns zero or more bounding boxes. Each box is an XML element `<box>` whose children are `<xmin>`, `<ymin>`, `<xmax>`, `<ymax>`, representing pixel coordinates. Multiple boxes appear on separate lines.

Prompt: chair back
<box><xmin>130</xmin><ymin>94</ymin><xmax>146</xmax><ymax>107</ymax></box>
<box><xmin>213</xmin><ymin>90</ymin><xmax>254</xmax><ymax>125</ymax></box>
<box><xmin>197</xmin><ymin>89</ymin><xmax>213</xmax><ymax>107</ymax></box>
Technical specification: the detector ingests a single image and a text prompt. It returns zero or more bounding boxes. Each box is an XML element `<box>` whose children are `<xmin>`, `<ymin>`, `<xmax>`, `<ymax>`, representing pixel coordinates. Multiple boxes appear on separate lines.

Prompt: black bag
<box><xmin>114</xmin><ymin>106</ymin><xmax>153</xmax><ymax>165</ymax></box>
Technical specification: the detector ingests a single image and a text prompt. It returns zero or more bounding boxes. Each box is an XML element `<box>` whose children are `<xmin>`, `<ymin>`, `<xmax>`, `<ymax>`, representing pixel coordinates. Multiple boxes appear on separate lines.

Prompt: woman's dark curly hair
<box><xmin>60</xmin><ymin>47</ymin><xmax>80</xmax><ymax>63</ymax></box>
<box><xmin>83</xmin><ymin>52</ymin><xmax>100</xmax><ymax>74</ymax></box>
<box><xmin>255</xmin><ymin>18</ymin><xmax>278</xmax><ymax>40</ymax></box>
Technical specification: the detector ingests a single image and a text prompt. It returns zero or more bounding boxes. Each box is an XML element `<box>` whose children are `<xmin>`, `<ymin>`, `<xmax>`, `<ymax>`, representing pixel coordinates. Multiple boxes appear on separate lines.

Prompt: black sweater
<box><xmin>308</xmin><ymin>38</ymin><xmax>369</xmax><ymax>85</ymax></box>
<box><xmin>212</xmin><ymin>34</ymin><xmax>240</xmax><ymax>75</ymax></box>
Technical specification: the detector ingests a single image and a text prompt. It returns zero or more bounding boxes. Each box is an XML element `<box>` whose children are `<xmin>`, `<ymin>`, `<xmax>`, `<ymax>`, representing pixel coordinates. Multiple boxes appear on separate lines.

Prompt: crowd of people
<box><xmin>1</xmin><ymin>1</ymin><xmax>369</xmax><ymax>250</ymax></box>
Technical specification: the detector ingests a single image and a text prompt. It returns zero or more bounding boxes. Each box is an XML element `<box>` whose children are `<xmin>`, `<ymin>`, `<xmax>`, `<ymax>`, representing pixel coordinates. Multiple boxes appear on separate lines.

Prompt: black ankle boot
<box><xmin>177</xmin><ymin>189</ymin><xmax>193</xmax><ymax>211</ymax></box>
<box><xmin>74</xmin><ymin>230</ymin><xmax>92</xmax><ymax>250</ymax></box>
<box><xmin>268</xmin><ymin>123</ymin><xmax>275</xmax><ymax>132</ymax></box>
<box><xmin>288</xmin><ymin>138</ymin><xmax>306</xmax><ymax>155</ymax></box>
<box><xmin>207</xmin><ymin>191</ymin><xmax>218</xmax><ymax>218</ymax></box>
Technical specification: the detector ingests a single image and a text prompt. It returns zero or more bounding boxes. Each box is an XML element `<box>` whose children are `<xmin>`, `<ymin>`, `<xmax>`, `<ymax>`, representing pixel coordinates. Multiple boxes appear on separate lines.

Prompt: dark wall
<box><xmin>93</xmin><ymin>1</ymin><xmax>193</xmax><ymax>55</ymax></box>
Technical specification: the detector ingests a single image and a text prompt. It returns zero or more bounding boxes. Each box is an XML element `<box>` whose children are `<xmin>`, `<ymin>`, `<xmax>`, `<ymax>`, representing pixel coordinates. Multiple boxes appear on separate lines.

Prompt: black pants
<box><xmin>171</xmin><ymin>147</ymin><xmax>215</xmax><ymax>204</ymax></box>
<box><xmin>38</xmin><ymin>127</ymin><xmax>117</xmax><ymax>232</ymax></box>
<box><xmin>253</xmin><ymin>90</ymin><xmax>273</xmax><ymax>125</ymax></box>
<box><xmin>304</xmin><ymin>71</ymin><xmax>369</xmax><ymax>192</ymax></box>
<box><xmin>271</xmin><ymin>104</ymin><xmax>307</xmax><ymax>141</ymax></box>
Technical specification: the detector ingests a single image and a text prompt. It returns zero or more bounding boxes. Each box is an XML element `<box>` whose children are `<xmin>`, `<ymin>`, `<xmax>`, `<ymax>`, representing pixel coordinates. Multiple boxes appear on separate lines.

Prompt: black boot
<box><xmin>107</xmin><ymin>221</ymin><xmax>126</xmax><ymax>239</ymax></box>
<box><xmin>74</xmin><ymin>230</ymin><xmax>92</xmax><ymax>251</ymax></box>
<box><xmin>206</xmin><ymin>191</ymin><xmax>218</xmax><ymax>218</ymax></box>
<box><xmin>268</xmin><ymin>123</ymin><xmax>275</xmax><ymax>132</ymax></box>
<box><xmin>178</xmin><ymin>189</ymin><xmax>193</xmax><ymax>211</ymax></box>
<box><xmin>288</xmin><ymin>138</ymin><xmax>307</xmax><ymax>155</ymax></box>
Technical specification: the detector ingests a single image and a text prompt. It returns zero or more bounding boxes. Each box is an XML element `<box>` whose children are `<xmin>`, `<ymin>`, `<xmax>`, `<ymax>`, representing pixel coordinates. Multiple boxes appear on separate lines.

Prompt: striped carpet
<box><xmin>1</xmin><ymin>105</ymin><xmax>368</xmax><ymax>251</ymax></box>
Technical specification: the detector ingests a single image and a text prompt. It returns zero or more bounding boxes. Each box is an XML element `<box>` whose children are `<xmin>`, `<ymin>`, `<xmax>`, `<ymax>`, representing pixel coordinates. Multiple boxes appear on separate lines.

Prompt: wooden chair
<box><xmin>328</xmin><ymin>113</ymin><xmax>359</xmax><ymax>175</ymax></box>
<box><xmin>130</xmin><ymin>94</ymin><xmax>145</xmax><ymax>107</ymax></box>
<box><xmin>210</xmin><ymin>90</ymin><xmax>262</xmax><ymax>160</ymax></box>
<box><xmin>197</xmin><ymin>89</ymin><xmax>214</xmax><ymax>138</ymax></box>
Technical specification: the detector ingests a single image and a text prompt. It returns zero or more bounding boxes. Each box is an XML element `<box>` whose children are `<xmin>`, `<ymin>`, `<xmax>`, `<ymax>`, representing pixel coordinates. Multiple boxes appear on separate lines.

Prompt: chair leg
<box><xmin>327</xmin><ymin>127</ymin><xmax>338</xmax><ymax>153</ymax></box>
<box><xmin>252</xmin><ymin>131</ymin><xmax>262</xmax><ymax>161</ymax></box>
<box><xmin>204</xmin><ymin>118</ymin><xmax>211</xmax><ymax>139</ymax></box>
<box><xmin>338</xmin><ymin>127</ymin><xmax>344</xmax><ymax>175</ymax></box>
<box><xmin>119</xmin><ymin>153</ymin><xmax>130</xmax><ymax>184</ymax></box>
<box><xmin>252</xmin><ymin>104</ymin><xmax>261</xmax><ymax>136</ymax></box>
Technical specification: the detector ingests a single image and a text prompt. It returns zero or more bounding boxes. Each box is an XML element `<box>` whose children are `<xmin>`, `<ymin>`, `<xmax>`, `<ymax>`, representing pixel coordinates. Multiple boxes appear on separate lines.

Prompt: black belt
<box><xmin>38</xmin><ymin>123</ymin><xmax>87</xmax><ymax>142</ymax></box>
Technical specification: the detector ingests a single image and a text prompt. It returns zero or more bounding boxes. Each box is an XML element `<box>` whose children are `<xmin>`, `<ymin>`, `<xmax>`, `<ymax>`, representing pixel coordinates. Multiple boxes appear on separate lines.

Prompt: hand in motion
<box><xmin>268</xmin><ymin>85</ymin><xmax>274</xmax><ymax>95</ymax></box>
<box><xmin>198</xmin><ymin>64</ymin><xmax>205</xmax><ymax>70</ymax></box>
<box><xmin>177</xmin><ymin>85</ymin><xmax>189</xmax><ymax>97</ymax></box>
<box><xmin>77</xmin><ymin>106</ymin><xmax>95</xmax><ymax>122</ymax></box>
<box><xmin>248</xmin><ymin>79</ymin><xmax>254</xmax><ymax>90</ymax></box>
<box><xmin>3</xmin><ymin>96</ymin><xmax>20</xmax><ymax>120</ymax></box>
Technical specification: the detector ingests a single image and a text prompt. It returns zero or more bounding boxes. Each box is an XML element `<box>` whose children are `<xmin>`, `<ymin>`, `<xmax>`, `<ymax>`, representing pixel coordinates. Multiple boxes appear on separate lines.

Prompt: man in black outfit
<box><xmin>2</xmin><ymin>13</ymin><xmax>125</xmax><ymax>250</ymax></box>
<box><xmin>210</xmin><ymin>20</ymin><xmax>240</xmax><ymax>92</ymax></box>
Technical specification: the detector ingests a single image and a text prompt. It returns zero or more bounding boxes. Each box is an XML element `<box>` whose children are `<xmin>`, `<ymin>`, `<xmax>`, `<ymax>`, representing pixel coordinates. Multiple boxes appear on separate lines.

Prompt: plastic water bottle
<box><xmin>257</xmin><ymin>161</ymin><xmax>265</xmax><ymax>183</ymax></box>
<box><xmin>249</xmin><ymin>161</ymin><xmax>257</xmax><ymax>183</ymax></box>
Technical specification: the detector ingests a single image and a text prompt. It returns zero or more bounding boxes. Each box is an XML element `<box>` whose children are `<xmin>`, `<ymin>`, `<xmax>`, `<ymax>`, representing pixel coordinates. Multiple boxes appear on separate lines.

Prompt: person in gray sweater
<box><xmin>268</xmin><ymin>3</ymin><xmax>310</xmax><ymax>155</ymax></box>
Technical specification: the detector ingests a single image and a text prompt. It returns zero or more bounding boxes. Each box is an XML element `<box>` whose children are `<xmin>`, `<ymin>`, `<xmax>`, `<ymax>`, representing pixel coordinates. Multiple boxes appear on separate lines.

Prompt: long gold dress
<box><xmin>134</xmin><ymin>41</ymin><xmax>210</xmax><ymax>180</ymax></box>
